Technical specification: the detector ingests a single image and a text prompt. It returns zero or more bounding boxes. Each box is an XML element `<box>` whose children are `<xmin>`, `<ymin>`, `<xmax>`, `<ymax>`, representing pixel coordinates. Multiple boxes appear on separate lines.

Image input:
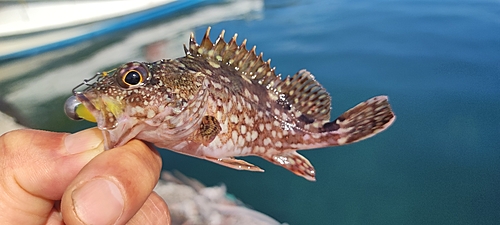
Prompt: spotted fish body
<box><xmin>71</xmin><ymin>27</ymin><xmax>395</xmax><ymax>181</ymax></box>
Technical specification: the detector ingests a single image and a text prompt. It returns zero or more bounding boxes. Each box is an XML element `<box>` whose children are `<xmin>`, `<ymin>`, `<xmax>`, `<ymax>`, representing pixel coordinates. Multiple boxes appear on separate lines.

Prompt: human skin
<box><xmin>0</xmin><ymin>128</ymin><xmax>171</xmax><ymax>225</ymax></box>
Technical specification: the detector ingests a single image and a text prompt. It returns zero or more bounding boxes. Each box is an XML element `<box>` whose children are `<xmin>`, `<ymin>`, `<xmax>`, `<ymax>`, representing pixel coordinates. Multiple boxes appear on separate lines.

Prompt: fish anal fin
<box><xmin>205</xmin><ymin>157</ymin><xmax>264</xmax><ymax>172</ymax></box>
<box><xmin>322</xmin><ymin>95</ymin><xmax>395</xmax><ymax>145</ymax></box>
<box><xmin>263</xmin><ymin>151</ymin><xmax>316</xmax><ymax>181</ymax></box>
<box><xmin>277</xmin><ymin>70</ymin><xmax>332</xmax><ymax>121</ymax></box>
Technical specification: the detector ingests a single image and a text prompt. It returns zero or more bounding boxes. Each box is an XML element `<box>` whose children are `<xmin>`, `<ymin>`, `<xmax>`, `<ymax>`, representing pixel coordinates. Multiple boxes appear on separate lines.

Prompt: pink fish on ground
<box><xmin>65</xmin><ymin>27</ymin><xmax>395</xmax><ymax>181</ymax></box>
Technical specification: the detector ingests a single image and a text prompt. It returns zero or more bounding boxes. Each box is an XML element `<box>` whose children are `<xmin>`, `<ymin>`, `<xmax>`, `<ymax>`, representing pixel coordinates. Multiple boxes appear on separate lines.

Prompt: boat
<box><xmin>0</xmin><ymin>0</ymin><xmax>219</xmax><ymax>61</ymax></box>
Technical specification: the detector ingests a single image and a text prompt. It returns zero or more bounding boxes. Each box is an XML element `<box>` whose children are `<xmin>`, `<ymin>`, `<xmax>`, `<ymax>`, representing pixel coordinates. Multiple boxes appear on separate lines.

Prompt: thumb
<box><xmin>0</xmin><ymin>128</ymin><xmax>104</xmax><ymax>224</ymax></box>
<box><xmin>60</xmin><ymin>139</ymin><xmax>167</xmax><ymax>225</ymax></box>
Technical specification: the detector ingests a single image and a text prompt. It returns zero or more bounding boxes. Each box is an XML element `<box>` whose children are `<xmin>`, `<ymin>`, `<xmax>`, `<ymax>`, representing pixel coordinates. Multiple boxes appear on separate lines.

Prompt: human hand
<box><xmin>0</xmin><ymin>128</ymin><xmax>170</xmax><ymax>225</ymax></box>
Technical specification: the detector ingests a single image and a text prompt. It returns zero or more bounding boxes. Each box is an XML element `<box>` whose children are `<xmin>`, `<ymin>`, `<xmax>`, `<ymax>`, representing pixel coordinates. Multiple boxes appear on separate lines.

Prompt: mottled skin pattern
<box><xmin>73</xmin><ymin>27</ymin><xmax>395</xmax><ymax>181</ymax></box>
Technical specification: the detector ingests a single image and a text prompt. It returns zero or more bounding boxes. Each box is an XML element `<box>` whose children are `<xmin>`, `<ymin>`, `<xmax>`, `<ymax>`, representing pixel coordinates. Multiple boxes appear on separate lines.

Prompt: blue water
<box><xmin>177</xmin><ymin>1</ymin><xmax>500</xmax><ymax>224</ymax></box>
<box><xmin>2</xmin><ymin>0</ymin><xmax>499</xmax><ymax>224</ymax></box>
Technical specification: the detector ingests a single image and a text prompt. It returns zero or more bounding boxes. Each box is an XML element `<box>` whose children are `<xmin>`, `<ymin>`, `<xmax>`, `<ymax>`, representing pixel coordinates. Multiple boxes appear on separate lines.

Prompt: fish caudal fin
<box><xmin>322</xmin><ymin>95</ymin><xmax>395</xmax><ymax>145</ymax></box>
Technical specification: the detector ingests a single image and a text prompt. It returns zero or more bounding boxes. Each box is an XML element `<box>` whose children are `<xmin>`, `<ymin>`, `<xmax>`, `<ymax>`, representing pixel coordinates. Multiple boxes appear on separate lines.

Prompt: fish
<box><xmin>65</xmin><ymin>27</ymin><xmax>395</xmax><ymax>181</ymax></box>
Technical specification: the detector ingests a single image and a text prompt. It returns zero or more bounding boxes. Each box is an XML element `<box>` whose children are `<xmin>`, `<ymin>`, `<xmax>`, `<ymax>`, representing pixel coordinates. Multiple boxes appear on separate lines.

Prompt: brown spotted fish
<box><xmin>66</xmin><ymin>27</ymin><xmax>395</xmax><ymax>181</ymax></box>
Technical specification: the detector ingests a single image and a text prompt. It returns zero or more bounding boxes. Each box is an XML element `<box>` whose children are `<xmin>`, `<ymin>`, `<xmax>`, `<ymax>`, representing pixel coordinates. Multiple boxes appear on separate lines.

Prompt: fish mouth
<box><xmin>73</xmin><ymin>92</ymin><xmax>137</xmax><ymax>149</ymax></box>
<box><xmin>74</xmin><ymin>92</ymin><xmax>123</xmax><ymax>130</ymax></box>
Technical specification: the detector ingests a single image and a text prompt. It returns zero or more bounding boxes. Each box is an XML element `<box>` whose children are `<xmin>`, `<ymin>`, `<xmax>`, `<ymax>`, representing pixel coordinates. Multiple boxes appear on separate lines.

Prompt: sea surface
<box><xmin>1</xmin><ymin>0</ymin><xmax>499</xmax><ymax>224</ymax></box>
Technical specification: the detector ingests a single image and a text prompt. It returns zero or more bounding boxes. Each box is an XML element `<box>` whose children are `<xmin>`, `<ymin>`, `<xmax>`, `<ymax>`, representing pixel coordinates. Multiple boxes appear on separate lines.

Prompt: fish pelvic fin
<box><xmin>205</xmin><ymin>156</ymin><xmax>264</xmax><ymax>172</ymax></box>
<box><xmin>321</xmin><ymin>95</ymin><xmax>395</xmax><ymax>145</ymax></box>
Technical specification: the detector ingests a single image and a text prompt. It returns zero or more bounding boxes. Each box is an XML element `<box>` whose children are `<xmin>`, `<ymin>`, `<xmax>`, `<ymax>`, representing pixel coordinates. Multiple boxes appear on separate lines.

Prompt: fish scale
<box><xmin>67</xmin><ymin>27</ymin><xmax>395</xmax><ymax>181</ymax></box>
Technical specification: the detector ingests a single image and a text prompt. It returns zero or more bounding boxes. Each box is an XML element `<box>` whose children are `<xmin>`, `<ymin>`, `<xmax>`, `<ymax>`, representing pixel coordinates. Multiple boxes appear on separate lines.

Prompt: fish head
<box><xmin>66</xmin><ymin>61</ymin><xmax>177</xmax><ymax>149</ymax></box>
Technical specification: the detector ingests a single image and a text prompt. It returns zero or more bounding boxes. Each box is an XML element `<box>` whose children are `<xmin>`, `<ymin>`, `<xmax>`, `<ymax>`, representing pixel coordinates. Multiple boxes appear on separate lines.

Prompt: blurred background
<box><xmin>1</xmin><ymin>0</ymin><xmax>499</xmax><ymax>224</ymax></box>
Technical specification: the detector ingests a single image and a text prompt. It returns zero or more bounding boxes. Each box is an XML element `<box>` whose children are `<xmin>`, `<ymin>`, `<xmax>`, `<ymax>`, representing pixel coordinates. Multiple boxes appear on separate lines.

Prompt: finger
<box><xmin>61</xmin><ymin>139</ymin><xmax>163</xmax><ymax>225</ymax></box>
<box><xmin>127</xmin><ymin>192</ymin><xmax>170</xmax><ymax>225</ymax></box>
<box><xmin>0</xmin><ymin>128</ymin><xmax>104</xmax><ymax>224</ymax></box>
<box><xmin>46</xmin><ymin>206</ymin><xmax>64</xmax><ymax>225</ymax></box>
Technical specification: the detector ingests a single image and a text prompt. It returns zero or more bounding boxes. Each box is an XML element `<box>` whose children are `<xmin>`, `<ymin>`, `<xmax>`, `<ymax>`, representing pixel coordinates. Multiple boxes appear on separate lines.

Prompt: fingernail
<box><xmin>65</xmin><ymin>128</ymin><xmax>103</xmax><ymax>154</ymax></box>
<box><xmin>72</xmin><ymin>178</ymin><xmax>124</xmax><ymax>225</ymax></box>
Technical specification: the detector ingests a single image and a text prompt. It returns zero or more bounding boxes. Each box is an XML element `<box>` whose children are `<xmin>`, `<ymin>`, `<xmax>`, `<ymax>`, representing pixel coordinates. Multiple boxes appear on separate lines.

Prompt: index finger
<box><xmin>0</xmin><ymin>128</ymin><xmax>104</xmax><ymax>224</ymax></box>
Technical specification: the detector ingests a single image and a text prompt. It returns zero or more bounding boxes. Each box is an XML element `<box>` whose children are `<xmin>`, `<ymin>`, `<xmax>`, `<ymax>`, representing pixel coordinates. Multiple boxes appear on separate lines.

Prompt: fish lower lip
<box><xmin>75</xmin><ymin>93</ymin><xmax>121</xmax><ymax>130</ymax></box>
<box><xmin>75</xmin><ymin>93</ymin><xmax>98</xmax><ymax>119</ymax></box>
<box><xmin>75</xmin><ymin>93</ymin><xmax>97</xmax><ymax>113</ymax></box>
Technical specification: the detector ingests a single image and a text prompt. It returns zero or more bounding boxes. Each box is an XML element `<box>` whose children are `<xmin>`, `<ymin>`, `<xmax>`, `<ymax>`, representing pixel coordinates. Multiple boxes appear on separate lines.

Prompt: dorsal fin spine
<box><xmin>246</xmin><ymin>50</ymin><xmax>262</xmax><ymax>77</ymax></box>
<box><xmin>247</xmin><ymin>47</ymin><xmax>259</xmax><ymax>70</ymax></box>
<box><xmin>239</xmin><ymin>47</ymin><xmax>257</xmax><ymax>72</ymax></box>
<box><xmin>233</xmin><ymin>47</ymin><xmax>247</xmax><ymax>68</ymax></box>
<box><xmin>200</xmin><ymin>27</ymin><xmax>213</xmax><ymax>50</ymax></box>
<box><xmin>214</xmin><ymin>38</ymin><xmax>226</xmax><ymax>58</ymax></box>
<box><xmin>223</xmin><ymin>35</ymin><xmax>238</xmax><ymax>62</ymax></box>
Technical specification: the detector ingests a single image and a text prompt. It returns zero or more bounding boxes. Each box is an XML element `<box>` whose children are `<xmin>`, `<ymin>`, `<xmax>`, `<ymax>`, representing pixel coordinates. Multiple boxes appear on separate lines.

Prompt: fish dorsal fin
<box><xmin>276</xmin><ymin>70</ymin><xmax>331</xmax><ymax>121</ymax></box>
<box><xmin>185</xmin><ymin>27</ymin><xmax>280</xmax><ymax>88</ymax></box>
<box><xmin>185</xmin><ymin>27</ymin><xmax>331</xmax><ymax>121</ymax></box>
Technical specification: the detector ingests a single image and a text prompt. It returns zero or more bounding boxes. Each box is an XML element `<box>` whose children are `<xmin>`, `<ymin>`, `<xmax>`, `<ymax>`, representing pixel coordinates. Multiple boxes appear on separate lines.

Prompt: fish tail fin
<box><xmin>321</xmin><ymin>95</ymin><xmax>395</xmax><ymax>145</ymax></box>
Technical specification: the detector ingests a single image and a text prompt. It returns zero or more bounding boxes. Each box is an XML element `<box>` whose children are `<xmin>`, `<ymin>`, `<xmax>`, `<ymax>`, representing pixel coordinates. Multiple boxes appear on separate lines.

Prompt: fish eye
<box><xmin>123</xmin><ymin>70</ymin><xmax>142</xmax><ymax>85</ymax></box>
<box><xmin>116</xmin><ymin>62</ymin><xmax>149</xmax><ymax>88</ymax></box>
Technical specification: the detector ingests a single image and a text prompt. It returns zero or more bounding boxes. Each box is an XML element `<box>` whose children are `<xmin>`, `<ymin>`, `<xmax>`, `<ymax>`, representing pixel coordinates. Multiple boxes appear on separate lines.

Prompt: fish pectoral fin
<box><xmin>196</xmin><ymin>115</ymin><xmax>221</xmax><ymax>146</ymax></box>
<box><xmin>263</xmin><ymin>151</ymin><xmax>316</xmax><ymax>181</ymax></box>
<box><xmin>205</xmin><ymin>157</ymin><xmax>264</xmax><ymax>172</ymax></box>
